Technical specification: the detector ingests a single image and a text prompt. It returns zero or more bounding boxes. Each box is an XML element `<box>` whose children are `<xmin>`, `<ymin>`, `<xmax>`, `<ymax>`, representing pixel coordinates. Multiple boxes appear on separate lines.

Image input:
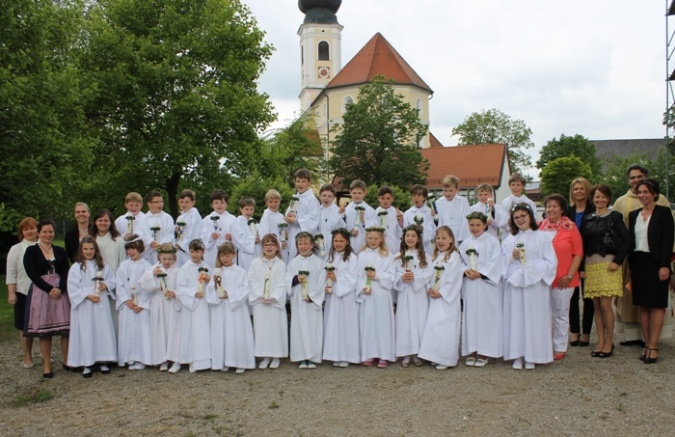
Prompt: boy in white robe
<box><xmin>201</xmin><ymin>189</ymin><xmax>247</xmax><ymax>269</ymax></box>
<box><xmin>467</xmin><ymin>184</ymin><xmax>506</xmax><ymax>239</ymax></box>
<box><xmin>234</xmin><ymin>196</ymin><xmax>259</xmax><ymax>271</ymax></box>
<box><xmin>175</xmin><ymin>189</ymin><xmax>202</xmax><ymax>267</ymax></box>
<box><xmin>403</xmin><ymin>185</ymin><xmax>437</xmax><ymax>254</ymax></box>
<box><xmin>115</xmin><ymin>192</ymin><xmax>146</xmax><ymax>241</ymax></box>
<box><xmin>500</xmin><ymin>173</ymin><xmax>538</xmax><ymax>233</ymax></box>
<box><xmin>434</xmin><ymin>175</ymin><xmax>470</xmax><ymax>244</ymax></box>
<box><xmin>208</xmin><ymin>242</ymin><xmax>255</xmax><ymax>373</ymax></box>
<box><xmin>258</xmin><ymin>189</ymin><xmax>290</xmax><ymax>264</ymax></box>
<box><xmin>284</xmin><ymin>168</ymin><xmax>320</xmax><ymax>259</ymax></box>
<box><xmin>317</xmin><ymin>184</ymin><xmax>347</xmax><ymax>259</ymax></box>
<box><xmin>344</xmin><ymin>180</ymin><xmax>377</xmax><ymax>254</ymax></box>
<box><xmin>142</xmin><ymin>191</ymin><xmax>175</xmax><ymax>263</ymax></box>
<box><xmin>374</xmin><ymin>186</ymin><xmax>403</xmax><ymax>254</ymax></box>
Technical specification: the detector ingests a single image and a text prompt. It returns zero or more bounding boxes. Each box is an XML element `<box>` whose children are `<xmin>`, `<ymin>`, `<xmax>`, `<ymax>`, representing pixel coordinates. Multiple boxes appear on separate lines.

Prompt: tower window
<box><xmin>342</xmin><ymin>96</ymin><xmax>354</xmax><ymax>113</ymax></box>
<box><xmin>318</xmin><ymin>41</ymin><xmax>330</xmax><ymax>61</ymax></box>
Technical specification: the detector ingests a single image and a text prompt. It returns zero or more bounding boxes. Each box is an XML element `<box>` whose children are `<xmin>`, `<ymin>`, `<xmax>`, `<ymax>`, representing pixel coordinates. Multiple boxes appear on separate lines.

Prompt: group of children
<box><xmin>66</xmin><ymin>169</ymin><xmax>550</xmax><ymax>377</ymax></box>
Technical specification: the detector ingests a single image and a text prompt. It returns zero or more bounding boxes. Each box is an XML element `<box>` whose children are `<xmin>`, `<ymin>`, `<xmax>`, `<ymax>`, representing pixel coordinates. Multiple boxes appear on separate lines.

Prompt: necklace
<box><xmin>39</xmin><ymin>243</ymin><xmax>53</xmax><ymax>252</ymax></box>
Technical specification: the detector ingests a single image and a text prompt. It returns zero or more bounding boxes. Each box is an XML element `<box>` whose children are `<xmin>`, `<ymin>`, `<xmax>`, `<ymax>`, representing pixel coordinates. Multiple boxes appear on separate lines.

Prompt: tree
<box><xmin>452</xmin><ymin>108</ymin><xmax>534</xmax><ymax>174</ymax></box>
<box><xmin>540</xmin><ymin>157</ymin><xmax>592</xmax><ymax>198</ymax></box>
<box><xmin>81</xmin><ymin>0</ymin><xmax>275</xmax><ymax>217</ymax></box>
<box><xmin>226</xmin><ymin>172</ymin><xmax>295</xmax><ymax>221</ymax></box>
<box><xmin>327</xmin><ymin>77</ymin><xmax>429</xmax><ymax>189</ymax></box>
<box><xmin>536</xmin><ymin>134</ymin><xmax>601</xmax><ymax>180</ymax></box>
<box><xmin>600</xmin><ymin>151</ymin><xmax>652</xmax><ymax>203</ymax></box>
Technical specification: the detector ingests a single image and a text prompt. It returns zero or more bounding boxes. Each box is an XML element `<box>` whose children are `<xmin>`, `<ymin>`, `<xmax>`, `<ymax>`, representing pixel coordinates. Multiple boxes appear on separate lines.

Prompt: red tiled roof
<box><xmin>421</xmin><ymin>144</ymin><xmax>508</xmax><ymax>189</ymax></box>
<box><xmin>325</xmin><ymin>33</ymin><xmax>433</xmax><ymax>93</ymax></box>
<box><xmin>429</xmin><ymin>132</ymin><xmax>444</xmax><ymax>148</ymax></box>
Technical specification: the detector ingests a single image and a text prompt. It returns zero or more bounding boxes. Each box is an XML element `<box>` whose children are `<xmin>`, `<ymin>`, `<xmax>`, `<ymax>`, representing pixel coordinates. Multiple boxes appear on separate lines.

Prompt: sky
<box><xmin>242</xmin><ymin>0</ymin><xmax>670</xmax><ymax>174</ymax></box>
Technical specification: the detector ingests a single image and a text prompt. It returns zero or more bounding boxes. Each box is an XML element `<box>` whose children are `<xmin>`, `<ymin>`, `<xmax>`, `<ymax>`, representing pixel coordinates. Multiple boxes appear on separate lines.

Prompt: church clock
<box><xmin>318</xmin><ymin>66</ymin><xmax>331</xmax><ymax>79</ymax></box>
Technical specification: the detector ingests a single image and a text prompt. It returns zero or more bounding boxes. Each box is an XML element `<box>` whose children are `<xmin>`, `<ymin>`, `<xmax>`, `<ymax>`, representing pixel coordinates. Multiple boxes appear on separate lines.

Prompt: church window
<box><xmin>318</xmin><ymin>41</ymin><xmax>330</xmax><ymax>60</ymax></box>
<box><xmin>342</xmin><ymin>96</ymin><xmax>354</xmax><ymax>113</ymax></box>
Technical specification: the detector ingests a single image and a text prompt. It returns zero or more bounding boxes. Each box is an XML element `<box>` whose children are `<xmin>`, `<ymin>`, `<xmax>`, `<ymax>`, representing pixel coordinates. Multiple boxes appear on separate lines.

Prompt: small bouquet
<box><xmin>92</xmin><ymin>270</ymin><xmax>104</xmax><ymax>309</ymax></box>
<box><xmin>414</xmin><ymin>215</ymin><xmax>423</xmax><ymax>225</ymax></box>
<box><xmin>515</xmin><ymin>242</ymin><xmax>526</xmax><ymax>265</ymax></box>
<box><xmin>403</xmin><ymin>251</ymin><xmax>414</xmax><ymax>271</ymax></box>
<box><xmin>126</xmin><ymin>215</ymin><xmax>135</xmax><ymax>234</ymax></box>
<box><xmin>248</xmin><ymin>218</ymin><xmax>258</xmax><ymax>238</ymax></box>
<box><xmin>325</xmin><ymin>263</ymin><xmax>335</xmax><ymax>291</ymax></box>
<box><xmin>263</xmin><ymin>271</ymin><xmax>271</xmax><ymax>300</ymax></box>
<box><xmin>176</xmin><ymin>221</ymin><xmax>186</xmax><ymax>241</ymax></box>
<box><xmin>278</xmin><ymin>222</ymin><xmax>288</xmax><ymax>242</ymax></box>
<box><xmin>156</xmin><ymin>271</ymin><xmax>169</xmax><ymax>296</ymax></box>
<box><xmin>364</xmin><ymin>264</ymin><xmax>375</xmax><ymax>292</ymax></box>
<box><xmin>150</xmin><ymin>225</ymin><xmax>160</xmax><ymax>242</ymax></box>
<box><xmin>433</xmin><ymin>265</ymin><xmax>445</xmax><ymax>289</ymax></box>
<box><xmin>354</xmin><ymin>206</ymin><xmax>365</xmax><ymax>230</ymax></box>
<box><xmin>298</xmin><ymin>270</ymin><xmax>310</xmax><ymax>300</ymax></box>
<box><xmin>377</xmin><ymin>210</ymin><xmax>388</xmax><ymax>228</ymax></box>
<box><xmin>466</xmin><ymin>248</ymin><xmax>479</xmax><ymax>270</ymax></box>
<box><xmin>210</xmin><ymin>215</ymin><xmax>220</xmax><ymax>232</ymax></box>
<box><xmin>213</xmin><ymin>268</ymin><xmax>226</xmax><ymax>299</ymax></box>
<box><xmin>130</xmin><ymin>285</ymin><xmax>139</xmax><ymax>306</ymax></box>
<box><xmin>315</xmin><ymin>233</ymin><xmax>325</xmax><ymax>257</ymax></box>
<box><xmin>197</xmin><ymin>267</ymin><xmax>209</xmax><ymax>295</ymax></box>
<box><xmin>289</xmin><ymin>196</ymin><xmax>300</xmax><ymax>215</ymax></box>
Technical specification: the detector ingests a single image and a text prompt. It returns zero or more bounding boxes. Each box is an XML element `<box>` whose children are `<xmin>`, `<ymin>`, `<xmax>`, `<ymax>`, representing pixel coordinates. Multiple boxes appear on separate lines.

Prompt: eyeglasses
<box><xmin>263</xmin><ymin>243</ymin><xmax>278</xmax><ymax>247</ymax></box>
<box><xmin>513</xmin><ymin>214</ymin><xmax>529</xmax><ymax>221</ymax></box>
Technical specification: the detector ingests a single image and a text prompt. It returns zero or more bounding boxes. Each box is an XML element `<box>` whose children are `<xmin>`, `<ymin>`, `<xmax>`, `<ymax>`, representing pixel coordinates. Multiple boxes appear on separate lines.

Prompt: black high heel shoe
<box><xmin>598</xmin><ymin>344</ymin><xmax>615</xmax><ymax>358</ymax></box>
<box><xmin>570</xmin><ymin>334</ymin><xmax>580</xmax><ymax>347</ymax></box>
<box><xmin>644</xmin><ymin>348</ymin><xmax>659</xmax><ymax>364</ymax></box>
<box><xmin>62</xmin><ymin>364</ymin><xmax>72</xmax><ymax>372</ymax></box>
<box><xmin>640</xmin><ymin>347</ymin><xmax>648</xmax><ymax>362</ymax></box>
<box><xmin>43</xmin><ymin>372</ymin><xmax>53</xmax><ymax>379</ymax></box>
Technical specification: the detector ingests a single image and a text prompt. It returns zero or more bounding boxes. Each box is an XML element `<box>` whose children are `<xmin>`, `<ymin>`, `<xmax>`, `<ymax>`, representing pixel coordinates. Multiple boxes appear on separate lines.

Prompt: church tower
<box><xmin>298</xmin><ymin>0</ymin><xmax>343</xmax><ymax>112</ymax></box>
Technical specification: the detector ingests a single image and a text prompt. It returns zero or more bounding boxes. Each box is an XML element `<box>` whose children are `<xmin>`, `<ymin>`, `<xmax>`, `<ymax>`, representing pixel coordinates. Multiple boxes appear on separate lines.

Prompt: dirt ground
<box><xmin>2</xmin><ymin>334</ymin><xmax>675</xmax><ymax>437</ymax></box>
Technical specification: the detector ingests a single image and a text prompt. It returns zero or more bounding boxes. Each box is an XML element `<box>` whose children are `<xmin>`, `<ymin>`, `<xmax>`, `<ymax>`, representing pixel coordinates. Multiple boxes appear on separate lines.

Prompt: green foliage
<box><xmin>600</xmin><ymin>151</ymin><xmax>652</xmax><ymax>203</ymax></box>
<box><xmin>327</xmin><ymin>77</ymin><xmax>429</xmax><ymax>189</ymax></box>
<box><xmin>364</xmin><ymin>185</ymin><xmax>412</xmax><ymax>211</ymax></box>
<box><xmin>540</xmin><ymin>156</ymin><xmax>592</xmax><ymax>198</ymax></box>
<box><xmin>537</xmin><ymin>134</ymin><xmax>601</xmax><ymax>181</ymax></box>
<box><xmin>649</xmin><ymin>147</ymin><xmax>675</xmax><ymax>202</ymax></box>
<box><xmin>226</xmin><ymin>172</ymin><xmax>295</xmax><ymax>221</ymax></box>
<box><xmin>452</xmin><ymin>108</ymin><xmax>534</xmax><ymax>174</ymax></box>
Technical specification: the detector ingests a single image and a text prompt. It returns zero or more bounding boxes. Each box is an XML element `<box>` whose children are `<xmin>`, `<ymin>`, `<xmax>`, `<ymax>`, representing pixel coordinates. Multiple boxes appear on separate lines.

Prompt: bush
<box><xmin>226</xmin><ymin>172</ymin><xmax>296</xmax><ymax>221</ymax></box>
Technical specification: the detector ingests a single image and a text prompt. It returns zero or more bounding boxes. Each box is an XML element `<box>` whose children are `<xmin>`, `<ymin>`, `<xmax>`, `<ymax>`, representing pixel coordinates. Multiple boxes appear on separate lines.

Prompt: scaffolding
<box><xmin>666</xmin><ymin>0</ymin><xmax>675</xmax><ymax>199</ymax></box>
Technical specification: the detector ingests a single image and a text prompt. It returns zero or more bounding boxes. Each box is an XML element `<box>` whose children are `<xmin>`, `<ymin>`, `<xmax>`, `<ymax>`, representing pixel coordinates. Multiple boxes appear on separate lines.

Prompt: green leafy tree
<box><xmin>600</xmin><ymin>151</ymin><xmax>652</xmax><ymax>203</ymax></box>
<box><xmin>649</xmin><ymin>147</ymin><xmax>675</xmax><ymax>202</ymax></box>
<box><xmin>540</xmin><ymin>156</ymin><xmax>592</xmax><ymax>198</ymax></box>
<box><xmin>536</xmin><ymin>134</ymin><xmax>601</xmax><ymax>180</ymax></box>
<box><xmin>327</xmin><ymin>77</ymin><xmax>429</xmax><ymax>189</ymax></box>
<box><xmin>452</xmin><ymin>108</ymin><xmax>534</xmax><ymax>174</ymax></box>
<box><xmin>81</xmin><ymin>0</ymin><xmax>275</xmax><ymax>217</ymax></box>
<box><xmin>364</xmin><ymin>184</ymin><xmax>412</xmax><ymax>212</ymax></box>
<box><xmin>226</xmin><ymin>172</ymin><xmax>295</xmax><ymax>221</ymax></box>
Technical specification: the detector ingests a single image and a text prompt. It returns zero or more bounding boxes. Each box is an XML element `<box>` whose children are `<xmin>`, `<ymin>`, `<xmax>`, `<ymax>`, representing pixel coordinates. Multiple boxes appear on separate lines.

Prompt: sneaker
<box><xmin>82</xmin><ymin>367</ymin><xmax>92</xmax><ymax>378</ymax></box>
<box><xmin>339</xmin><ymin>361</ymin><xmax>349</xmax><ymax>368</ymax></box>
<box><xmin>100</xmin><ymin>365</ymin><xmax>110</xmax><ymax>375</ymax></box>
<box><xmin>524</xmin><ymin>362</ymin><xmax>535</xmax><ymax>370</ymax></box>
<box><xmin>474</xmin><ymin>357</ymin><xmax>488</xmax><ymax>368</ymax></box>
<box><xmin>235</xmin><ymin>368</ymin><xmax>245</xmax><ymax>374</ymax></box>
<box><xmin>131</xmin><ymin>363</ymin><xmax>146</xmax><ymax>371</ymax></box>
<box><xmin>465</xmin><ymin>357</ymin><xmax>476</xmax><ymax>367</ymax></box>
<box><xmin>168</xmin><ymin>363</ymin><xmax>181</xmax><ymax>374</ymax></box>
<box><xmin>377</xmin><ymin>360</ymin><xmax>388</xmax><ymax>368</ymax></box>
<box><xmin>512</xmin><ymin>358</ymin><xmax>523</xmax><ymax>370</ymax></box>
<box><xmin>159</xmin><ymin>362</ymin><xmax>168</xmax><ymax>372</ymax></box>
<box><xmin>333</xmin><ymin>361</ymin><xmax>341</xmax><ymax>367</ymax></box>
<box><xmin>270</xmin><ymin>358</ymin><xmax>280</xmax><ymax>369</ymax></box>
<box><xmin>221</xmin><ymin>367</ymin><xmax>230</xmax><ymax>372</ymax></box>
<box><xmin>435</xmin><ymin>365</ymin><xmax>448</xmax><ymax>370</ymax></box>
<box><xmin>259</xmin><ymin>358</ymin><xmax>270</xmax><ymax>369</ymax></box>
<box><xmin>307</xmin><ymin>361</ymin><xmax>317</xmax><ymax>369</ymax></box>
<box><xmin>189</xmin><ymin>364</ymin><xmax>196</xmax><ymax>373</ymax></box>
<box><xmin>299</xmin><ymin>361</ymin><xmax>308</xmax><ymax>369</ymax></box>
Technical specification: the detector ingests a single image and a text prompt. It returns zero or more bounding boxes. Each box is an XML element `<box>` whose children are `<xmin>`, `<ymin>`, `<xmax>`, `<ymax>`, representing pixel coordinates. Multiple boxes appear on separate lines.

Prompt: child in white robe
<box><xmin>138</xmin><ymin>243</ymin><xmax>181</xmax><ymax>371</ymax></box>
<box><xmin>374</xmin><ymin>186</ymin><xmax>403</xmax><ymax>255</ymax></box>
<box><xmin>116</xmin><ymin>237</ymin><xmax>153</xmax><ymax>369</ymax></box>
<box><xmin>403</xmin><ymin>185</ymin><xmax>437</xmax><ymax>253</ymax></box>
<box><xmin>284</xmin><ymin>169</ymin><xmax>321</xmax><ymax>260</ymax></box>
<box><xmin>234</xmin><ymin>196</ymin><xmax>259</xmax><ymax>271</ymax></box>
<box><xmin>418</xmin><ymin>226</ymin><xmax>463</xmax><ymax>369</ymax></box>
<box><xmin>459</xmin><ymin>213</ymin><xmax>504</xmax><ymax>367</ymax></box>
<box><xmin>173</xmin><ymin>239</ymin><xmax>212</xmax><ymax>373</ymax></box>
<box><xmin>67</xmin><ymin>237</ymin><xmax>117</xmax><ymax>378</ymax></box>
<box><xmin>201</xmin><ymin>189</ymin><xmax>247</xmax><ymax>269</ymax></box>
<box><xmin>356</xmin><ymin>227</ymin><xmax>396</xmax><ymax>368</ymax></box>
<box><xmin>249</xmin><ymin>234</ymin><xmax>288</xmax><ymax>369</ymax></box>
<box><xmin>500</xmin><ymin>173</ymin><xmax>538</xmax><ymax>233</ymax></box>
<box><xmin>394</xmin><ymin>225</ymin><xmax>432</xmax><ymax>367</ymax></box>
<box><xmin>434</xmin><ymin>175</ymin><xmax>470</xmax><ymax>244</ymax></box>
<box><xmin>317</xmin><ymin>184</ymin><xmax>347</xmax><ymax>259</ymax></box>
<box><xmin>258</xmin><ymin>189</ymin><xmax>290</xmax><ymax>264</ymax></box>
<box><xmin>142</xmin><ymin>191</ymin><xmax>175</xmax><ymax>263</ymax></box>
<box><xmin>208</xmin><ymin>242</ymin><xmax>255</xmax><ymax>373</ymax></box>
<box><xmin>467</xmin><ymin>184</ymin><xmax>506</xmax><ymax>239</ymax></box>
<box><xmin>322</xmin><ymin>228</ymin><xmax>360</xmax><ymax>367</ymax></box>
<box><xmin>287</xmin><ymin>232</ymin><xmax>326</xmax><ymax>368</ymax></box>
<box><xmin>344</xmin><ymin>180</ymin><xmax>377</xmax><ymax>254</ymax></box>
<box><xmin>174</xmin><ymin>189</ymin><xmax>201</xmax><ymax>267</ymax></box>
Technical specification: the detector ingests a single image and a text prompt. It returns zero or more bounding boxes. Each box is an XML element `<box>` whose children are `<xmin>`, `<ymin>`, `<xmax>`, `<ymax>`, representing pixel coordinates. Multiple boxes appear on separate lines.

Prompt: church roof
<box><xmin>325</xmin><ymin>33</ymin><xmax>433</xmax><ymax>93</ymax></box>
<box><xmin>421</xmin><ymin>143</ymin><xmax>508</xmax><ymax>189</ymax></box>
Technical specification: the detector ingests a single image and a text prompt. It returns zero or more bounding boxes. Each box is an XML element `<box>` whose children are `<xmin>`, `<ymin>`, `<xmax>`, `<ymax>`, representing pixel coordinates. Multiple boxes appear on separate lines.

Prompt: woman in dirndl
<box><xmin>23</xmin><ymin>219</ymin><xmax>71</xmax><ymax>378</ymax></box>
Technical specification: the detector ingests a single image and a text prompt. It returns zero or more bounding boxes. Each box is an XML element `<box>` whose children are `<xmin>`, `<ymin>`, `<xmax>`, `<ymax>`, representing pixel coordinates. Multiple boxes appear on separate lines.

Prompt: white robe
<box><xmin>116</xmin><ymin>258</ymin><xmax>153</xmax><ymax>366</ymax></box>
<box><xmin>67</xmin><ymin>261</ymin><xmax>117</xmax><ymax>367</ymax></box>
<box><xmin>418</xmin><ymin>251</ymin><xmax>463</xmax><ymax>367</ymax></box>
<box><xmin>502</xmin><ymin>229</ymin><xmax>557</xmax><ymax>364</ymax></box>
<box><xmin>175</xmin><ymin>207</ymin><xmax>202</xmax><ymax>266</ymax></box>
<box><xmin>201</xmin><ymin>211</ymin><xmax>245</xmax><ymax>269</ymax></box>
<box><xmin>374</xmin><ymin>206</ymin><xmax>403</xmax><ymax>254</ymax></box>
<box><xmin>142</xmin><ymin>211</ymin><xmax>176</xmax><ymax>263</ymax></box>
<box><xmin>249</xmin><ymin>256</ymin><xmax>288</xmax><ymax>358</ymax></box>
<box><xmin>356</xmin><ymin>248</ymin><xmax>396</xmax><ymax>362</ymax></box>
<box><xmin>138</xmin><ymin>262</ymin><xmax>181</xmax><ymax>365</ymax></box>
<box><xmin>258</xmin><ymin>208</ymin><xmax>290</xmax><ymax>264</ymax></box>
<box><xmin>500</xmin><ymin>194</ymin><xmax>538</xmax><ymax>232</ymax></box>
<box><xmin>344</xmin><ymin>201</ymin><xmax>377</xmax><ymax>254</ymax></box>
<box><xmin>176</xmin><ymin>260</ymin><xmax>212</xmax><ymax>369</ymax></box>
<box><xmin>322</xmin><ymin>252</ymin><xmax>360</xmax><ymax>363</ymax></box>
<box><xmin>403</xmin><ymin>205</ymin><xmax>437</xmax><ymax>254</ymax></box>
<box><xmin>207</xmin><ymin>264</ymin><xmax>255</xmax><ymax>370</ymax></box>
<box><xmin>435</xmin><ymin>196</ymin><xmax>470</xmax><ymax>243</ymax></box>
<box><xmin>234</xmin><ymin>215</ymin><xmax>258</xmax><ymax>271</ymax></box>
<box><xmin>287</xmin><ymin>254</ymin><xmax>326</xmax><ymax>362</ymax></box>
<box><xmin>317</xmin><ymin>204</ymin><xmax>347</xmax><ymax>259</ymax></box>
<box><xmin>95</xmin><ymin>233</ymin><xmax>126</xmax><ymax>272</ymax></box>
<box><xmin>393</xmin><ymin>251</ymin><xmax>432</xmax><ymax>357</ymax></box>
<box><xmin>459</xmin><ymin>233</ymin><xmax>504</xmax><ymax>358</ymax></box>
<box><xmin>285</xmin><ymin>190</ymin><xmax>321</xmax><ymax>259</ymax></box>
<box><xmin>115</xmin><ymin>210</ymin><xmax>146</xmax><ymax>239</ymax></box>
<box><xmin>468</xmin><ymin>202</ymin><xmax>507</xmax><ymax>239</ymax></box>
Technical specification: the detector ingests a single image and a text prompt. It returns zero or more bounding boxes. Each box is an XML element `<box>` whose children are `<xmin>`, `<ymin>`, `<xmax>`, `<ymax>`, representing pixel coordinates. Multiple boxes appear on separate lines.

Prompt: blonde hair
<box><xmin>362</xmin><ymin>228</ymin><xmax>389</xmax><ymax>256</ymax></box>
<box><xmin>124</xmin><ymin>192</ymin><xmax>143</xmax><ymax>204</ymax></box>
<box><xmin>441</xmin><ymin>175</ymin><xmax>460</xmax><ymax>188</ymax></box>
<box><xmin>216</xmin><ymin>242</ymin><xmax>237</xmax><ymax>267</ymax></box>
<box><xmin>265</xmin><ymin>189</ymin><xmax>281</xmax><ymax>201</ymax></box>
<box><xmin>475</xmin><ymin>183</ymin><xmax>493</xmax><ymax>194</ymax></box>
<box><xmin>568</xmin><ymin>177</ymin><xmax>592</xmax><ymax>206</ymax></box>
<box><xmin>432</xmin><ymin>226</ymin><xmax>458</xmax><ymax>263</ymax></box>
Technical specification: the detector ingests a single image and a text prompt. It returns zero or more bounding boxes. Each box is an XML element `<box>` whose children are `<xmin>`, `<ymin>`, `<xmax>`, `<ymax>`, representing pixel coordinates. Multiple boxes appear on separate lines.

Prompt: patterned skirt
<box><xmin>584</xmin><ymin>255</ymin><xmax>624</xmax><ymax>299</ymax></box>
<box><xmin>24</xmin><ymin>274</ymin><xmax>71</xmax><ymax>337</ymax></box>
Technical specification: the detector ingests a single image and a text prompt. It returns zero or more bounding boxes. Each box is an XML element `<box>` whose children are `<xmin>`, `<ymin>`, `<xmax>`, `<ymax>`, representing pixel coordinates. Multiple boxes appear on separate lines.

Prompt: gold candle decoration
<box><xmin>325</xmin><ymin>263</ymin><xmax>335</xmax><ymax>291</ymax></box>
<box><xmin>278</xmin><ymin>222</ymin><xmax>288</xmax><ymax>242</ymax></box>
<box><xmin>263</xmin><ymin>271</ymin><xmax>271</xmax><ymax>299</ymax></box>
<box><xmin>433</xmin><ymin>265</ymin><xmax>445</xmax><ymax>289</ymax></box>
<box><xmin>377</xmin><ymin>210</ymin><xmax>388</xmax><ymax>228</ymax></box>
<box><xmin>157</xmin><ymin>272</ymin><xmax>169</xmax><ymax>296</ymax></box>
<box><xmin>176</xmin><ymin>221</ymin><xmax>186</xmax><ymax>241</ymax></box>
<box><xmin>466</xmin><ymin>248</ymin><xmax>478</xmax><ymax>270</ymax></box>
<box><xmin>92</xmin><ymin>270</ymin><xmax>104</xmax><ymax>309</ymax></box>
<box><xmin>315</xmin><ymin>234</ymin><xmax>325</xmax><ymax>257</ymax></box>
<box><xmin>126</xmin><ymin>215</ymin><xmax>135</xmax><ymax>234</ymax></box>
<box><xmin>150</xmin><ymin>226</ymin><xmax>160</xmax><ymax>242</ymax></box>
<box><xmin>248</xmin><ymin>218</ymin><xmax>258</xmax><ymax>238</ymax></box>
<box><xmin>354</xmin><ymin>205</ymin><xmax>365</xmax><ymax>230</ymax></box>
<box><xmin>289</xmin><ymin>196</ymin><xmax>299</xmax><ymax>214</ymax></box>
<box><xmin>516</xmin><ymin>242</ymin><xmax>526</xmax><ymax>265</ymax></box>
<box><xmin>364</xmin><ymin>264</ymin><xmax>375</xmax><ymax>292</ymax></box>
<box><xmin>197</xmin><ymin>267</ymin><xmax>209</xmax><ymax>295</ymax></box>
<box><xmin>298</xmin><ymin>270</ymin><xmax>310</xmax><ymax>300</ymax></box>
<box><xmin>213</xmin><ymin>268</ymin><xmax>225</xmax><ymax>299</ymax></box>
<box><xmin>403</xmin><ymin>251</ymin><xmax>414</xmax><ymax>271</ymax></box>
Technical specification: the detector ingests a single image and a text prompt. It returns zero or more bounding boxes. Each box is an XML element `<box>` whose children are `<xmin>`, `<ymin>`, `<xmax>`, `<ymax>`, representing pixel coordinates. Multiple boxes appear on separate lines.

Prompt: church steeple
<box><xmin>298</xmin><ymin>0</ymin><xmax>343</xmax><ymax>111</ymax></box>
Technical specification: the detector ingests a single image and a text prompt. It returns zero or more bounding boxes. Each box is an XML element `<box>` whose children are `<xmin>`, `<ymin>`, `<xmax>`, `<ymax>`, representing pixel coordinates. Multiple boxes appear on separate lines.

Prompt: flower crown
<box><xmin>364</xmin><ymin>226</ymin><xmax>386</xmax><ymax>233</ymax></box>
<box><xmin>510</xmin><ymin>202</ymin><xmax>532</xmax><ymax>212</ymax></box>
<box><xmin>157</xmin><ymin>246</ymin><xmax>177</xmax><ymax>254</ymax></box>
<box><xmin>466</xmin><ymin>211</ymin><xmax>488</xmax><ymax>221</ymax></box>
<box><xmin>403</xmin><ymin>224</ymin><xmax>423</xmax><ymax>234</ymax></box>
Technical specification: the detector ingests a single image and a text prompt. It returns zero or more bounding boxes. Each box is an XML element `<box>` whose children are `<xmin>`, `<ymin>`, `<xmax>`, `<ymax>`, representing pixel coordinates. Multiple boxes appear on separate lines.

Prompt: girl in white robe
<box><xmin>322</xmin><ymin>228</ymin><xmax>360</xmax><ymax>367</ymax></box>
<box><xmin>394</xmin><ymin>225</ymin><xmax>432</xmax><ymax>367</ymax></box>
<box><xmin>67</xmin><ymin>237</ymin><xmax>117</xmax><ymax>378</ymax></box>
<box><xmin>208</xmin><ymin>242</ymin><xmax>255</xmax><ymax>373</ymax></box>
<box><xmin>356</xmin><ymin>227</ymin><xmax>396</xmax><ymax>368</ymax></box>
<box><xmin>174</xmin><ymin>239</ymin><xmax>212</xmax><ymax>373</ymax></box>
<box><xmin>418</xmin><ymin>226</ymin><xmax>463</xmax><ymax>369</ymax></box>
<box><xmin>502</xmin><ymin>203</ymin><xmax>557</xmax><ymax>370</ymax></box>
<box><xmin>459</xmin><ymin>213</ymin><xmax>504</xmax><ymax>367</ymax></box>
<box><xmin>116</xmin><ymin>237</ymin><xmax>153</xmax><ymax>369</ymax></box>
<box><xmin>249</xmin><ymin>233</ymin><xmax>288</xmax><ymax>369</ymax></box>
<box><xmin>138</xmin><ymin>244</ymin><xmax>181</xmax><ymax>371</ymax></box>
<box><xmin>287</xmin><ymin>232</ymin><xmax>326</xmax><ymax>368</ymax></box>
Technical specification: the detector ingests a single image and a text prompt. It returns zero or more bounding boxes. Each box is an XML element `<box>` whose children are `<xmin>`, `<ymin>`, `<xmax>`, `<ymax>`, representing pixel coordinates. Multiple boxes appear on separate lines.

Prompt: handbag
<box><xmin>602</xmin><ymin>213</ymin><xmax>619</xmax><ymax>253</ymax></box>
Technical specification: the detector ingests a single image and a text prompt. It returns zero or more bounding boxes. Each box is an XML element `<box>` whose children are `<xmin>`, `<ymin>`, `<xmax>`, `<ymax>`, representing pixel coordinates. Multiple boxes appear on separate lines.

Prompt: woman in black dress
<box><xmin>628</xmin><ymin>179</ymin><xmax>674</xmax><ymax>364</ymax></box>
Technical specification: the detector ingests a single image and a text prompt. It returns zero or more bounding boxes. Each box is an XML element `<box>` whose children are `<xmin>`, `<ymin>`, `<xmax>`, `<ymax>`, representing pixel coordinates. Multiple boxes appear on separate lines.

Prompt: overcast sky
<box><xmin>243</xmin><ymin>0</ymin><xmax>670</xmax><ymax>172</ymax></box>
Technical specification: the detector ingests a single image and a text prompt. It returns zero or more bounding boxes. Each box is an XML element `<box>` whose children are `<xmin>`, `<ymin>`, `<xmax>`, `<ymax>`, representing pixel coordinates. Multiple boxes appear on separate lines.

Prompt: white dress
<box><xmin>356</xmin><ymin>248</ymin><xmax>396</xmax><ymax>362</ymax></box>
<box><xmin>287</xmin><ymin>253</ymin><xmax>326</xmax><ymax>362</ymax></box>
<box><xmin>344</xmin><ymin>201</ymin><xmax>377</xmax><ymax>254</ymax></box>
<box><xmin>459</xmin><ymin>232</ymin><xmax>504</xmax><ymax>358</ymax></box>
<box><xmin>95</xmin><ymin>233</ymin><xmax>126</xmax><ymax>272</ymax></box>
<box><xmin>322</xmin><ymin>252</ymin><xmax>360</xmax><ymax>363</ymax></box>
<box><xmin>234</xmin><ymin>215</ymin><xmax>258</xmax><ymax>271</ymax></box>
<box><xmin>175</xmin><ymin>207</ymin><xmax>202</xmax><ymax>266</ymax></box>
<box><xmin>138</xmin><ymin>263</ymin><xmax>181</xmax><ymax>365</ymax></box>
<box><xmin>502</xmin><ymin>229</ymin><xmax>557</xmax><ymax>364</ymax></box>
<box><xmin>393</xmin><ymin>251</ymin><xmax>432</xmax><ymax>357</ymax></box>
<box><xmin>285</xmin><ymin>190</ymin><xmax>320</xmax><ymax>259</ymax></box>
<box><xmin>116</xmin><ymin>258</ymin><xmax>153</xmax><ymax>366</ymax></box>
<box><xmin>418</xmin><ymin>251</ymin><xmax>463</xmax><ymax>367</ymax></box>
<box><xmin>249</xmin><ymin>256</ymin><xmax>288</xmax><ymax>358</ymax></box>
<box><xmin>67</xmin><ymin>261</ymin><xmax>117</xmax><ymax>367</ymax></box>
<box><xmin>142</xmin><ymin>211</ymin><xmax>176</xmax><ymax>263</ymax></box>
<box><xmin>403</xmin><ymin>205</ymin><xmax>437</xmax><ymax>254</ymax></box>
<box><xmin>207</xmin><ymin>264</ymin><xmax>255</xmax><ymax>370</ymax></box>
<box><xmin>175</xmin><ymin>260</ymin><xmax>212</xmax><ymax>369</ymax></box>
